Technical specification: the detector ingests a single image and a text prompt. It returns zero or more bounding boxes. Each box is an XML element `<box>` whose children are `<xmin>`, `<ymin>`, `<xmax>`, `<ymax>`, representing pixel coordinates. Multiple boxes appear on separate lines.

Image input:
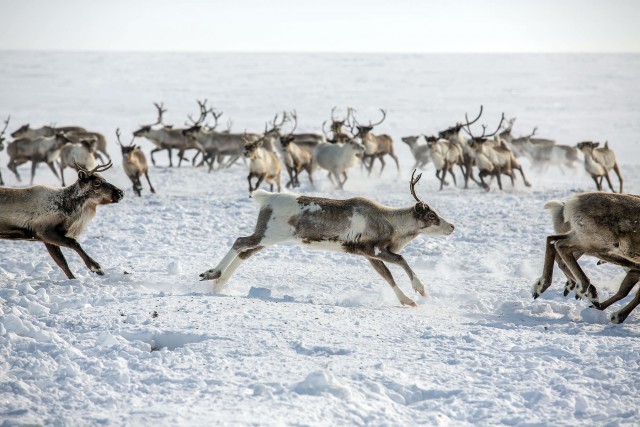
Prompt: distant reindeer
<box><xmin>12</xmin><ymin>124</ymin><xmax>110</xmax><ymax>163</ymax></box>
<box><xmin>314</xmin><ymin>138</ymin><xmax>365</xmax><ymax>190</ymax></box>
<box><xmin>133</xmin><ymin>102</ymin><xmax>204</xmax><ymax>167</ymax></box>
<box><xmin>401</xmin><ymin>135</ymin><xmax>430</xmax><ymax>170</ymax></box>
<box><xmin>576</xmin><ymin>141</ymin><xmax>623</xmax><ymax>193</ymax></box>
<box><xmin>6</xmin><ymin>132</ymin><xmax>71</xmax><ymax>184</ymax></box>
<box><xmin>116</xmin><ymin>128</ymin><xmax>155</xmax><ymax>197</ymax></box>
<box><xmin>0</xmin><ymin>116</ymin><xmax>10</xmax><ymax>185</ymax></box>
<box><xmin>199</xmin><ymin>171</ymin><xmax>455</xmax><ymax>307</ymax></box>
<box><xmin>58</xmin><ymin>137</ymin><xmax>98</xmax><ymax>186</ymax></box>
<box><xmin>463</xmin><ymin>108</ymin><xmax>531</xmax><ymax>190</ymax></box>
<box><xmin>532</xmin><ymin>192</ymin><xmax>640</xmax><ymax>323</ymax></box>
<box><xmin>425</xmin><ymin>136</ymin><xmax>464</xmax><ymax>190</ymax></box>
<box><xmin>243</xmin><ymin>129</ymin><xmax>282</xmax><ymax>193</ymax></box>
<box><xmin>274</xmin><ymin>111</ymin><xmax>314</xmax><ymax>189</ymax></box>
<box><xmin>353</xmin><ymin>109</ymin><xmax>399</xmax><ymax>176</ymax></box>
<box><xmin>0</xmin><ymin>161</ymin><xmax>123</xmax><ymax>279</ymax></box>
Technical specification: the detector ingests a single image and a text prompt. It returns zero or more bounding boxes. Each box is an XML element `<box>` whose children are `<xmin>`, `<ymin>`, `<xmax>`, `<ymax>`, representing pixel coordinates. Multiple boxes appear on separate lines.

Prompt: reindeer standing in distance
<box><xmin>401</xmin><ymin>135</ymin><xmax>431</xmax><ymax>170</ymax></box>
<box><xmin>425</xmin><ymin>135</ymin><xmax>464</xmax><ymax>190</ymax></box>
<box><xmin>6</xmin><ymin>132</ymin><xmax>72</xmax><ymax>185</ymax></box>
<box><xmin>273</xmin><ymin>111</ymin><xmax>314</xmax><ymax>189</ymax></box>
<box><xmin>199</xmin><ymin>171</ymin><xmax>455</xmax><ymax>307</ymax></box>
<box><xmin>353</xmin><ymin>109</ymin><xmax>400</xmax><ymax>176</ymax></box>
<box><xmin>576</xmin><ymin>141</ymin><xmax>623</xmax><ymax>193</ymax></box>
<box><xmin>117</xmin><ymin>128</ymin><xmax>155</xmax><ymax>197</ymax></box>
<box><xmin>58</xmin><ymin>136</ymin><xmax>98</xmax><ymax>186</ymax></box>
<box><xmin>0</xmin><ymin>116</ymin><xmax>10</xmax><ymax>185</ymax></box>
<box><xmin>243</xmin><ymin>126</ymin><xmax>282</xmax><ymax>193</ymax></box>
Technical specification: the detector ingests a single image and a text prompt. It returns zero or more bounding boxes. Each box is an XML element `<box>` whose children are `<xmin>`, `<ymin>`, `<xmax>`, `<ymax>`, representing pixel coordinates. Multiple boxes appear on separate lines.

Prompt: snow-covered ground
<box><xmin>1</xmin><ymin>52</ymin><xmax>640</xmax><ymax>426</ymax></box>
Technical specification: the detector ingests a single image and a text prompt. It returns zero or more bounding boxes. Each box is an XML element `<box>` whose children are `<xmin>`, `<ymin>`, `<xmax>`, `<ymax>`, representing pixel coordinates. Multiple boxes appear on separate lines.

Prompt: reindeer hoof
<box><xmin>417</xmin><ymin>290</ymin><xmax>426</xmax><ymax>297</ymax></box>
<box><xmin>95</xmin><ymin>269</ymin><xmax>104</xmax><ymax>276</ymax></box>
<box><xmin>610</xmin><ymin>311</ymin><xmax>627</xmax><ymax>324</ymax></box>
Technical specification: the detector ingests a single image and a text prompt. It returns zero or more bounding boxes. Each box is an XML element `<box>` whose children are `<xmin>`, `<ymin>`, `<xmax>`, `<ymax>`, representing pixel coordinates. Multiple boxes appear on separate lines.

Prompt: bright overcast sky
<box><xmin>1</xmin><ymin>0</ymin><xmax>639</xmax><ymax>53</ymax></box>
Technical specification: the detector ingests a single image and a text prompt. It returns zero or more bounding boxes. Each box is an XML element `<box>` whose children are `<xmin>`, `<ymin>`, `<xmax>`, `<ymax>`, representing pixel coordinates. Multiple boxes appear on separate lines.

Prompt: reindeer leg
<box><xmin>592</xmin><ymin>270</ymin><xmax>640</xmax><ymax>312</ymax></box>
<box><xmin>366</xmin><ymin>258</ymin><xmax>416</xmax><ymax>307</ymax></box>
<box><xmin>373</xmin><ymin>248</ymin><xmax>427</xmax><ymax>297</ymax></box>
<box><xmin>612</xmin><ymin>163</ymin><xmax>623</xmax><ymax>193</ymax></box>
<box><xmin>144</xmin><ymin>170</ymin><xmax>155</xmax><ymax>193</ymax></box>
<box><xmin>39</xmin><ymin>231</ymin><xmax>104</xmax><ymax>275</ymax></box>
<box><xmin>44</xmin><ymin>243</ymin><xmax>75</xmax><ymax>279</ymax></box>
<box><xmin>150</xmin><ymin>148</ymin><xmax>163</xmax><ymax>166</ymax></box>
<box><xmin>59</xmin><ymin>163</ymin><xmax>66</xmax><ymax>187</ymax></box>
<box><xmin>0</xmin><ymin>168</ymin><xmax>3</xmax><ymax>186</ymax></box>
<box><xmin>30</xmin><ymin>160</ymin><xmax>38</xmax><ymax>185</ymax></box>
<box><xmin>200</xmin><ymin>207</ymin><xmax>276</xmax><ymax>291</ymax></box>
<box><xmin>390</xmin><ymin>152</ymin><xmax>400</xmax><ymax>173</ymax></box>
<box><xmin>533</xmin><ymin>234</ymin><xmax>567</xmax><ymax>299</ymax></box>
<box><xmin>340</xmin><ymin>172</ymin><xmax>348</xmax><ymax>189</ymax></box>
<box><xmin>554</xmin><ymin>238</ymin><xmax>599</xmax><ymax>303</ymax></box>
<box><xmin>610</xmin><ymin>284</ymin><xmax>640</xmax><ymax>324</ymax></box>
<box><xmin>8</xmin><ymin>160</ymin><xmax>21</xmax><ymax>182</ymax></box>
<box><xmin>592</xmin><ymin>175</ymin><xmax>602</xmax><ymax>191</ymax></box>
<box><xmin>603</xmin><ymin>171</ymin><xmax>615</xmax><ymax>193</ymax></box>
<box><xmin>517</xmin><ymin>166</ymin><xmax>532</xmax><ymax>187</ymax></box>
<box><xmin>447</xmin><ymin>164</ymin><xmax>457</xmax><ymax>187</ymax></box>
<box><xmin>377</xmin><ymin>156</ymin><xmax>386</xmax><ymax>176</ymax></box>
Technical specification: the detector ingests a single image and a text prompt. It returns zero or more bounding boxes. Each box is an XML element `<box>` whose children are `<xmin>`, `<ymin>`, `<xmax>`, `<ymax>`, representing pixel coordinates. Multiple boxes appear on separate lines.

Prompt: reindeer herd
<box><xmin>0</xmin><ymin>104</ymin><xmax>637</xmax><ymax>324</ymax></box>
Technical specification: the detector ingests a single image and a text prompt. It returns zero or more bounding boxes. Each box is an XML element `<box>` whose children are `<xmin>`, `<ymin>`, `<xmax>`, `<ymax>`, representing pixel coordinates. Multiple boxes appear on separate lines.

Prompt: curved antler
<box><xmin>369</xmin><ymin>109</ymin><xmax>387</xmax><ymax>127</ymax></box>
<box><xmin>0</xmin><ymin>116</ymin><xmax>10</xmax><ymax>139</ymax></box>
<box><xmin>90</xmin><ymin>160</ymin><xmax>113</xmax><ymax>174</ymax></box>
<box><xmin>151</xmin><ymin>102</ymin><xmax>167</xmax><ymax>126</ymax></box>
<box><xmin>409</xmin><ymin>169</ymin><xmax>423</xmax><ymax>203</ymax></box>
<box><xmin>287</xmin><ymin>110</ymin><xmax>298</xmax><ymax>136</ymax></box>
<box><xmin>115</xmin><ymin>128</ymin><xmax>135</xmax><ymax>147</ymax></box>
<box><xmin>483</xmin><ymin>113</ymin><xmax>505</xmax><ymax>138</ymax></box>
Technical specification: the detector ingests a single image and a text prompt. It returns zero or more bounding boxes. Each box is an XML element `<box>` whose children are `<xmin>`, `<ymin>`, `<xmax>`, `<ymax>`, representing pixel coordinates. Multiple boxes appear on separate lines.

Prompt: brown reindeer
<box><xmin>117</xmin><ymin>129</ymin><xmax>155</xmax><ymax>197</ymax></box>
<box><xmin>0</xmin><ymin>161</ymin><xmax>123</xmax><ymax>279</ymax></box>
<box><xmin>353</xmin><ymin>109</ymin><xmax>399</xmax><ymax>176</ymax></box>
<box><xmin>576</xmin><ymin>141</ymin><xmax>623</xmax><ymax>193</ymax></box>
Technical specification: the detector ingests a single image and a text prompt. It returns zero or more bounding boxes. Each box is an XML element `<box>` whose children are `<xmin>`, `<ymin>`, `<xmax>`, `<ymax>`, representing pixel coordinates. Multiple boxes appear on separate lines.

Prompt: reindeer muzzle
<box><xmin>112</xmin><ymin>188</ymin><xmax>125</xmax><ymax>203</ymax></box>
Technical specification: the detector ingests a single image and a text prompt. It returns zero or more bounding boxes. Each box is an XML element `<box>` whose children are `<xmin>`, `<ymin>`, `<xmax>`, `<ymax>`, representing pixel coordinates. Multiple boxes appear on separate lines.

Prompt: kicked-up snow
<box><xmin>1</xmin><ymin>52</ymin><xmax>639</xmax><ymax>426</ymax></box>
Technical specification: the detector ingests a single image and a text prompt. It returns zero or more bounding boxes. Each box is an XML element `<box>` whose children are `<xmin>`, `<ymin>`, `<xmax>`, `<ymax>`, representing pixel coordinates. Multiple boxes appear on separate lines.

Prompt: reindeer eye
<box><xmin>427</xmin><ymin>212</ymin><xmax>437</xmax><ymax>220</ymax></box>
<box><xmin>92</xmin><ymin>180</ymin><xmax>102</xmax><ymax>189</ymax></box>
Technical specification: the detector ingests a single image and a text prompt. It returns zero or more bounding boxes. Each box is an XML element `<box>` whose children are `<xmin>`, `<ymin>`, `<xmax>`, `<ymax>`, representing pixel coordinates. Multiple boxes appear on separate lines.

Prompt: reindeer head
<box><xmin>424</xmin><ymin>135</ymin><xmax>439</xmax><ymax>149</ymax></box>
<box><xmin>401</xmin><ymin>136</ymin><xmax>420</xmax><ymax>148</ymax></box>
<box><xmin>243</xmin><ymin>130</ymin><xmax>265</xmax><ymax>159</ymax></box>
<box><xmin>409</xmin><ymin>170</ymin><xmax>455</xmax><ymax>236</ymax></box>
<box><xmin>352</xmin><ymin>109</ymin><xmax>386</xmax><ymax>139</ymax></box>
<box><xmin>74</xmin><ymin>161</ymin><xmax>124</xmax><ymax>204</ymax></box>
<box><xmin>11</xmin><ymin>123</ymin><xmax>29</xmax><ymax>139</ymax></box>
<box><xmin>577</xmin><ymin>141</ymin><xmax>599</xmax><ymax>154</ymax></box>
<box><xmin>462</xmin><ymin>106</ymin><xmax>504</xmax><ymax>150</ymax></box>
<box><xmin>116</xmin><ymin>128</ymin><xmax>140</xmax><ymax>160</ymax></box>
<box><xmin>134</xmin><ymin>102</ymin><xmax>169</xmax><ymax>135</ymax></box>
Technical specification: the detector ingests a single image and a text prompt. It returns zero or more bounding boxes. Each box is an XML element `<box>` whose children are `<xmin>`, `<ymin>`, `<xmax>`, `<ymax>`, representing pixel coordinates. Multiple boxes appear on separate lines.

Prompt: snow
<box><xmin>1</xmin><ymin>52</ymin><xmax>640</xmax><ymax>426</ymax></box>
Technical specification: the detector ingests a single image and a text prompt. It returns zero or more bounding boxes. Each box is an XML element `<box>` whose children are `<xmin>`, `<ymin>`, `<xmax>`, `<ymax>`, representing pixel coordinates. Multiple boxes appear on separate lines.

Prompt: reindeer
<box><xmin>116</xmin><ymin>129</ymin><xmax>155</xmax><ymax>197</ymax></box>
<box><xmin>352</xmin><ymin>109</ymin><xmax>399</xmax><ymax>176</ymax></box>
<box><xmin>58</xmin><ymin>137</ymin><xmax>98</xmax><ymax>186</ymax></box>
<box><xmin>463</xmin><ymin>109</ymin><xmax>531</xmax><ymax>190</ymax></box>
<box><xmin>0</xmin><ymin>116</ymin><xmax>10</xmax><ymax>185</ymax></box>
<box><xmin>314</xmin><ymin>139</ymin><xmax>364</xmax><ymax>190</ymax></box>
<box><xmin>184</xmin><ymin>125</ymin><xmax>259</xmax><ymax>172</ymax></box>
<box><xmin>6</xmin><ymin>132</ymin><xmax>71</xmax><ymax>184</ymax></box>
<box><xmin>12</xmin><ymin>124</ymin><xmax>110</xmax><ymax>163</ymax></box>
<box><xmin>508</xmin><ymin>127</ymin><xmax>556</xmax><ymax>158</ymax></box>
<box><xmin>0</xmin><ymin>161</ymin><xmax>123</xmax><ymax>279</ymax></box>
<box><xmin>243</xmin><ymin>130</ymin><xmax>282</xmax><ymax>193</ymax></box>
<box><xmin>425</xmin><ymin>136</ymin><xmax>464</xmax><ymax>190</ymax></box>
<box><xmin>133</xmin><ymin>102</ymin><xmax>204</xmax><ymax>167</ymax></box>
<box><xmin>576</xmin><ymin>141</ymin><xmax>623</xmax><ymax>193</ymax></box>
<box><xmin>199</xmin><ymin>171</ymin><xmax>455</xmax><ymax>306</ymax></box>
<box><xmin>274</xmin><ymin>111</ymin><xmax>314</xmax><ymax>189</ymax></box>
<box><xmin>401</xmin><ymin>135</ymin><xmax>431</xmax><ymax>170</ymax></box>
<box><xmin>532</xmin><ymin>192</ymin><xmax>640</xmax><ymax>323</ymax></box>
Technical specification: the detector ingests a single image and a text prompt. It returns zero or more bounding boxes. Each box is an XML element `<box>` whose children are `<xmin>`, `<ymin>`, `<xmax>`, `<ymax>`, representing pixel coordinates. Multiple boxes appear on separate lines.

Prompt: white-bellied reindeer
<box><xmin>532</xmin><ymin>192</ymin><xmax>640</xmax><ymax>323</ymax></box>
<box><xmin>425</xmin><ymin>135</ymin><xmax>464</xmax><ymax>190</ymax></box>
<box><xmin>0</xmin><ymin>161</ymin><xmax>123</xmax><ymax>279</ymax></box>
<box><xmin>116</xmin><ymin>128</ymin><xmax>155</xmax><ymax>197</ymax></box>
<box><xmin>576</xmin><ymin>141</ymin><xmax>623</xmax><ymax>193</ymax></box>
<box><xmin>6</xmin><ymin>132</ymin><xmax>72</xmax><ymax>184</ymax></box>
<box><xmin>58</xmin><ymin>136</ymin><xmax>98</xmax><ymax>186</ymax></box>
<box><xmin>463</xmin><ymin>108</ymin><xmax>531</xmax><ymax>191</ymax></box>
<box><xmin>12</xmin><ymin>124</ymin><xmax>110</xmax><ymax>163</ymax></box>
<box><xmin>274</xmin><ymin>111</ymin><xmax>314</xmax><ymax>189</ymax></box>
<box><xmin>0</xmin><ymin>116</ymin><xmax>10</xmax><ymax>185</ymax></box>
<box><xmin>352</xmin><ymin>109</ymin><xmax>399</xmax><ymax>176</ymax></box>
<box><xmin>243</xmin><ymin>127</ymin><xmax>282</xmax><ymax>194</ymax></box>
<box><xmin>199</xmin><ymin>171</ymin><xmax>455</xmax><ymax>306</ymax></box>
<box><xmin>133</xmin><ymin>102</ymin><xmax>205</xmax><ymax>167</ymax></box>
<box><xmin>401</xmin><ymin>135</ymin><xmax>431</xmax><ymax>170</ymax></box>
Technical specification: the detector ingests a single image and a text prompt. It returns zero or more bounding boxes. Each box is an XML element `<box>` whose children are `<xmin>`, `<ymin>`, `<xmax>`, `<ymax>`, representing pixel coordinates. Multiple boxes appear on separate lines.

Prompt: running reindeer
<box><xmin>532</xmin><ymin>192</ymin><xmax>640</xmax><ymax>323</ymax></box>
<box><xmin>117</xmin><ymin>128</ymin><xmax>155</xmax><ymax>197</ymax></box>
<box><xmin>353</xmin><ymin>109</ymin><xmax>400</xmax><ymax>176</ymax></box>
<box><xmin>199</xmin><ymin>171</ymin><xmax>455</xmax><ymax>307</ymax></box>
<box><xmin>0</xmin><ymin>161</ymin><xmax>123</xmax><ymax>279</ymax></box>
<box><xmin>576</xmin><ymin>141</ymin><xmax>623</xmax><ymax>193</ymax></box>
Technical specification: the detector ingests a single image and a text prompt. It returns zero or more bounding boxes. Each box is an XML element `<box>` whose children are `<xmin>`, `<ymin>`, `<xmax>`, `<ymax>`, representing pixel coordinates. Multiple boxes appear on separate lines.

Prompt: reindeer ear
<box><xmin>413</xmin><ymin>203</ymin><xmax>429</xmax><ymax>216</ymax></box>
<box><xmin>78</xmin><ymin>170</ymin><xmax>88</xmax><ymax>181</ymax></box>
<box><xmin>593</xmin><ymin>142</ymin><xmax>600</xmax><ymax>148</ymax></box>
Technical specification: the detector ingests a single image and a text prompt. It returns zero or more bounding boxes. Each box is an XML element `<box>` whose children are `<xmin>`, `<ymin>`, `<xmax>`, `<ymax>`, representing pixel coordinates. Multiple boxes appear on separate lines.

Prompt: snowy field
<box><xmin>1</xmin><ymin>52</ymin><xmax>640</xmax><ymax>426</ymax></box>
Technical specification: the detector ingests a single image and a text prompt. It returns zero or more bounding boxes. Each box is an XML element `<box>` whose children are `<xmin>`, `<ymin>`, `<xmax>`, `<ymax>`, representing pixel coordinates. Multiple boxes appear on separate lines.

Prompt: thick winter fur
<box><xmin>200</xmin><ymin>187</ymin><xmax>455</xmax><ymax>307</ymax></box>
<box><xmin>275</xmin><ymin>134</ymin><xmax>314</xmax><ymax>189</ymax></box>
<box><xmin>6</xmin><ymin>133</ymin><xmax>70</xmax><ymax>184</ymax></box>
<box><xmin>244</xmin><ymin>139</ymin><xmax>282</xmax><ymax>193</ymax></box>
<box><xmin>0</xmin><ymin>166</ymin><xmax>124</xmax><ymax>279</ymax></box>
<box><xmin>357</xmin><ymin>127</ymin><xmax>399</xmax><ymax>176</ymax></box>
<box><xmin>313</xmin><ymin>141</ymin><xmax>364</xmax><ymax>190</ymax></box>
<box><xmin>576</xmin><ymin>141</ymin><xmax>623</xmax><ymax>193</ymax></box>
<box><xmin>426</xmin><ymin>137</ymin><xmax>464</xmax><ymax>190</ymax></box>
<box><xmin>533</xmin><ymin>192</ymin><xmax>640</xmax><ymax>323</ymax></box>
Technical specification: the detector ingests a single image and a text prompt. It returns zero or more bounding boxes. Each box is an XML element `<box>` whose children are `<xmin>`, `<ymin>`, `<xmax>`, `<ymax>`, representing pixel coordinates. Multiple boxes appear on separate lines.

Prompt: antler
<box><xmin>186</xmin><ymin>99</ymin><xmax>209</xmax><ymax>127</ymax></box>
<box><xmin>115</xmin><ymin>128</ymin><xmax>135</xmax><ymax>147</ymax></box>
<box><xmin>286</xmin><ymin>110</ymin><xmax>298</xmax><ymax>136</ymax></box>
<box><xmin>225</xmin><ymin>118</ymin><xmax>233</xmax><ymax>132</ymax></box>
<box><xmin>210</xmin><ymin>109</ymin><xmax>223</xmax><ymax>130</ymax></box>
<box><xmin>409</xmin><ymin>169</ymin><xmax>423</xmax><ymax>203</ymax></box>
<box><xmin>369</xmin><ymin>109</ymin><xmax>387</xmax><ymax>127</ymax></box>
<box><xmin>0</xmin><ymin>115</ymin><xmax>10</xmax><ymax>139</ymax></box>
<box><xmin>74</xmin><ymin>159</ymin><xmax>113</xmax><ymax>174</ymax></box>
<box><xmin>483</xmin><ymin>113</ymin><xmax>505</xmax><ymax>138</ymax></box>
<box><xmin>152</xmin><ymin>102</ymin><xmax>168</xmax><ymax>126</ymax></box>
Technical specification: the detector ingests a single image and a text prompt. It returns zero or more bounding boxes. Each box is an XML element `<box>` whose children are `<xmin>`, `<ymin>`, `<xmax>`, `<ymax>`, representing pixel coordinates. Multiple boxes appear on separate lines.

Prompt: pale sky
<box><xmin>1</xmin><ymin>0</ymin><xmax>639</xmax><ymax>53</ymax></box>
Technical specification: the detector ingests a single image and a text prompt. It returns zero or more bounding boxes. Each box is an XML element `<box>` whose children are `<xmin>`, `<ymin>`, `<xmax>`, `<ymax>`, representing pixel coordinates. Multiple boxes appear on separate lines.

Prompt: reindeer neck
<box><xmin>54</xmin><ymin>184</ymin><xmax>92</xmax><ymax>216</ymax></box>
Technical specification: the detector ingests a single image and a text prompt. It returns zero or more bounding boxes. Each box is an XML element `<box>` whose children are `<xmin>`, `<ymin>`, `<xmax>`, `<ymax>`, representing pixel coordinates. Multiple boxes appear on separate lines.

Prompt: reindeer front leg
<box><xmin>372</xmin><ymin>248</ymin><xmax>427</xmax><ymax>297</ymax></box>
<box><xmin>366</xmin><ymin>258</ymin><xmax>416</xmax><ymax>307</ymax></box>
